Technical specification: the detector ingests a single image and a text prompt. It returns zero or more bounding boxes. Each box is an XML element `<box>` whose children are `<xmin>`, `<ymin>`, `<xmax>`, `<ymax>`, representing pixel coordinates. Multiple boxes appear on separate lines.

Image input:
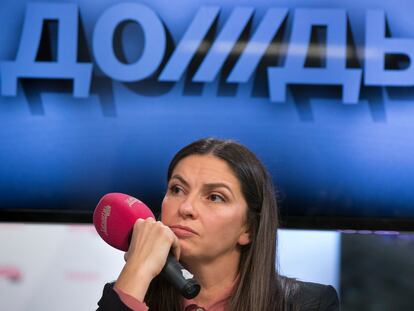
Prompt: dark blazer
<box><xmin>97</xmin><ymin>280</ymin><xmax>340</xmax><ymax>311</ymax></box>
<box><xmin>291</xmin><ymin>280</ymin><xmax>340</xmax><ymax>311</ymax></box>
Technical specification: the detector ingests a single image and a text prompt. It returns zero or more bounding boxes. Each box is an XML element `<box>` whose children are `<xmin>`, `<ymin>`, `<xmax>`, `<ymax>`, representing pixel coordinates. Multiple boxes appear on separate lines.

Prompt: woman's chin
<box><xmin>179</xmin><ymin>250</ymin><xmax>199</xmax><ymax>265</ymax></box>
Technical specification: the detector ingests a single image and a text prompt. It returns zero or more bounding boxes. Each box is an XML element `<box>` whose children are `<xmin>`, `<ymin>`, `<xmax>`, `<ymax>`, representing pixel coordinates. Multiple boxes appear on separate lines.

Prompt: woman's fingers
<box><xmin>171</xmin><ymin>232</ymin><xmax>181</xmax><ymax>260</ymax></box>
<box><xmin>123</xmin><ymin>217</ymin><xmax>180</xmax><ymax>276</ymax></box>
<box><xmin>155</xmin><ymin>220</ymin><xmax>181</xmax><ymax>260</ymax></box>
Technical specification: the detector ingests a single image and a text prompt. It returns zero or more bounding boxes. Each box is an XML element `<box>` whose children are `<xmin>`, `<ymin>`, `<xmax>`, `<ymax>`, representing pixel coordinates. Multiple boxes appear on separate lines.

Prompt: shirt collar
<box><xmin>183</xmin><ymin>275</ymin><xmax>239</xmax><ymax>310</ymax></box>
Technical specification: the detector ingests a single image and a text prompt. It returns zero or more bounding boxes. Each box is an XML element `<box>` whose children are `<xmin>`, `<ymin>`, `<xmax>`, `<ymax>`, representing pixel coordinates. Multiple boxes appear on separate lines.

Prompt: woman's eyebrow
<box><xmin>170</xmin><ymin>174</ymin><xmax>190</xmax><ymax>187</ymax></box>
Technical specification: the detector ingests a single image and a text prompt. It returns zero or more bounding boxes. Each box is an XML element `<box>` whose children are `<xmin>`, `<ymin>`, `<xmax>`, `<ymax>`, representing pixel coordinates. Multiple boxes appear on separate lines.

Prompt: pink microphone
<box><xmin>93</xmin><ymin>193</ymin><xmax>154</xmax><ymax>251</ymax></box>
<box><xmin>93</xmin><ymin>193</ymin><xmax>201</xmax><ymax>299</ymax></box>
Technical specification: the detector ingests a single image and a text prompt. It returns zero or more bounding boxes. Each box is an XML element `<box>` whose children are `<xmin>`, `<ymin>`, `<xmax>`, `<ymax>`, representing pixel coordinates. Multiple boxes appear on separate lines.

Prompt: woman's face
<box><xmin>161</xmin><ymin>155</ymin><xmax>250</xmax><ymax>264</ymax></box>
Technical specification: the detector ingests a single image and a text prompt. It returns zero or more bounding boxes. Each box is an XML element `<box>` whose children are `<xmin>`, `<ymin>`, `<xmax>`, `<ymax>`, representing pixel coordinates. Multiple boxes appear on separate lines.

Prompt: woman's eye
<box><xmin>209</xmin><ymin>194</ymin><xmax>225</xmax><ymax>203</ymax></box>
<box><xmin>169</xmin><ymin>185</ymin><xmax>182</xmax><ymax>195</ymax></box>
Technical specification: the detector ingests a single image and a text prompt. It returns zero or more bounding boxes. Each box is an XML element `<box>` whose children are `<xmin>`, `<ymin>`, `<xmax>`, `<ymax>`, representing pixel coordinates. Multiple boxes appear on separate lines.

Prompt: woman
<box><xmin>97</xmin><ymin>138</ymin><xmax>339</xmax><ymax>310</ymax></box>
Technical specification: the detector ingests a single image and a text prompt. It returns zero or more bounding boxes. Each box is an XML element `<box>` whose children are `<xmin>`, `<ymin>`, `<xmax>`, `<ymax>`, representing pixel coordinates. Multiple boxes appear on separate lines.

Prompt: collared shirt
<box><xmin>114</xmin><ymin>279</ymin><xmax>235</xmax><ymax>311</ymax></box>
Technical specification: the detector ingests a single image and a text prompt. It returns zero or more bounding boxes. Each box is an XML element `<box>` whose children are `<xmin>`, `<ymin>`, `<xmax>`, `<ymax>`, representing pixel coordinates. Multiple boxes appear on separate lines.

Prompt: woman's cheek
<box><xmin>161</xmin><ymin>196</ymin><xmax>171</xmax><ymax>219</ymax></box>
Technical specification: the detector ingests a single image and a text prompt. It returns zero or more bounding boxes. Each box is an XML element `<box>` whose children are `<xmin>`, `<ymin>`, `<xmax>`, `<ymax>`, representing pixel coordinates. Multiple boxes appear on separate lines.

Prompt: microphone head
<box><xmin>93</xmin><ymin>193</ymin><xmax>155</xmax><ymax>251</ymax></box>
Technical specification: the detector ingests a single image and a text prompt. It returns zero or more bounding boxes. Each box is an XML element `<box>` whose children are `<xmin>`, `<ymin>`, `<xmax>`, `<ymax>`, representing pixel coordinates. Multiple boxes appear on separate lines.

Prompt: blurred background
<box><xmin>1</xmin><ymin>225</ymin><xmax>413</xmax><ymax>310</ymax></box>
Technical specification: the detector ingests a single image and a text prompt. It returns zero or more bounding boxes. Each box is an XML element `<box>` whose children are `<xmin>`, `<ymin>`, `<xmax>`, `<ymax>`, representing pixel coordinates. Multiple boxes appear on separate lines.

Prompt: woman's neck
<box><xmin>182</xmin><ymin>251</ymin><xmax>240</xmax><ymax>307</ymax></box>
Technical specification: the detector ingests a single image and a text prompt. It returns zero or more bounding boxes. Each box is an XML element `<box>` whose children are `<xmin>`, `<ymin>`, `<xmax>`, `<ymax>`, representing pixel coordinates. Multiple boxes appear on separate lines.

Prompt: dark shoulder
<box><xmin>281</xmin><ymin>278</ymin><xmax>340</xmax><ymax>311</ymax></box>
<box><xmin>96</xmin><ymin>282</ymin><xmax>133</xmax><ymax>311</ymax></box>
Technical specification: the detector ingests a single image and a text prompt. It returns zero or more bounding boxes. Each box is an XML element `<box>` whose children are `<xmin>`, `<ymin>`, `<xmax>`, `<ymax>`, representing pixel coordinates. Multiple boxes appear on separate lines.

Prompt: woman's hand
<box><xmin>115</xmin><ymin>217</ymin><xmax>180</xmax><ymax>301</ymax></box>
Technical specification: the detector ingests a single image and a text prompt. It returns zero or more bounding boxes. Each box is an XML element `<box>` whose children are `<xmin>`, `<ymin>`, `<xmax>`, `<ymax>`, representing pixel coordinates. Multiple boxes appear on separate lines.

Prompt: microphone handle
<box><xmin>161</xmin><ymin>254</ymin><xmax>201</xmax><ymax>299</ymax></box>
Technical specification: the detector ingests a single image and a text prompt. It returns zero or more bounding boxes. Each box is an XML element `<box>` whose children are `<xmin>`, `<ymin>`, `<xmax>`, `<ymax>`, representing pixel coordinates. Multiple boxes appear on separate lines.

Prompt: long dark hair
<box><xmin>145</xmin><ymin>138</ymin><xmax>299</xmax><ymax>310</ymax></box>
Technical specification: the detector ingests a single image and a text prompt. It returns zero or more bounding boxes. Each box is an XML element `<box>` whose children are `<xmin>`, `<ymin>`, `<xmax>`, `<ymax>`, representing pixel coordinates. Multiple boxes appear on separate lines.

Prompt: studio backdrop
<box><xmin>1</xmin><ymin>0</ymin><xmax>414</xmax><ymax>229</ymax></box>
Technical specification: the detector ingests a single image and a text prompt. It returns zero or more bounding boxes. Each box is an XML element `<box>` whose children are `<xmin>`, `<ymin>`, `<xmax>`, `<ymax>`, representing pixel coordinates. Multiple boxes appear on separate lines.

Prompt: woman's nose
<box><xmin>178</xmin><ymin>195</ymin><xmax>198</xmax><ymax>218</ymax></box>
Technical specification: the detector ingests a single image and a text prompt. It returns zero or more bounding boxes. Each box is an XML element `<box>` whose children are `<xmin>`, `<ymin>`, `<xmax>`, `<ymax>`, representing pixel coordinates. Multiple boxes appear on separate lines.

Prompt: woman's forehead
<box><xmin>171</xmin><ymin>155</ymin><xmax>239</xmax><ymax>185</ymax></box>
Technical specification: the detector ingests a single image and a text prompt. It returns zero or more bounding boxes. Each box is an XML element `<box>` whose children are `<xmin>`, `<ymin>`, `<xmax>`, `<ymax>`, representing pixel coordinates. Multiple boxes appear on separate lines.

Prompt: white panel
<box><xmin>278</xmin><ymin>229</ymin><xmax>341</xmax><ymax>291</ymax></box>
<box><xmin>0</xmin><ymin>224</ymin><xmax>125</xmax><ymax>311</ymax></box>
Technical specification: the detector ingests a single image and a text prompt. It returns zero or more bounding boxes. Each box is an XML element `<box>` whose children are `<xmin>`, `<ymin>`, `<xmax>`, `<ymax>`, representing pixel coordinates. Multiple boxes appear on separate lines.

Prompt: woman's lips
<box><xmin>170</xmin><ymin>225</ymin><xmax>198</xmax><ymax>238</ymax></box>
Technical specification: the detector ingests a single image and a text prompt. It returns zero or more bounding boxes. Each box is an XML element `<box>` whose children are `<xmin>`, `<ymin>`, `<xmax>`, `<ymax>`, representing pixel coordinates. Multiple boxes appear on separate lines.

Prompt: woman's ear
<box><xmin>238</xmin><ymin>228</ymin><xmax>251</xmax><ymax>246</ymax></box>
